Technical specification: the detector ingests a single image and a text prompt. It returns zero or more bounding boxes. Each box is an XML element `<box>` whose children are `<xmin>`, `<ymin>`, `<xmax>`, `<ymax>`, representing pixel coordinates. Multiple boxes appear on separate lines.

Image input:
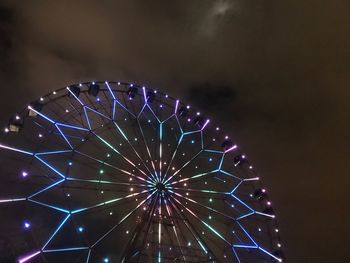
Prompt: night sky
<box><xmin>0</xmin><ymin>1</ymin><xmax>349</xmax><ymax>262</ymax></box>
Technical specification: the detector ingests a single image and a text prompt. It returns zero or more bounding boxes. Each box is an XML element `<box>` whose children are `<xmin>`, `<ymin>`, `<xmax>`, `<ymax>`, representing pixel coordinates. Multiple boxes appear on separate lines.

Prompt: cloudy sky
<box><xmin>0</xmin><ymin>0</ymin><xmax>349</xmax><ymax>262</ymax></box>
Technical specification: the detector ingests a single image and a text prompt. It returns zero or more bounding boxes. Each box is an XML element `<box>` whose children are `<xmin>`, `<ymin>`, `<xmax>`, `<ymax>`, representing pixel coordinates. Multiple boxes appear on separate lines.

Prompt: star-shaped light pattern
<box><xmin>0</xmin><ymin>81</ymin><xmax>284</xmax><ymax>262</ymax></box>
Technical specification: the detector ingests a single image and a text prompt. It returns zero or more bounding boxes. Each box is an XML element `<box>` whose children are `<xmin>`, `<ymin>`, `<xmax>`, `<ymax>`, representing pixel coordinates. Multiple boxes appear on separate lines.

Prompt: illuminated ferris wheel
<box><xmin>0</xmin><ymin>81</ymin><xmax>284</xmax><ymax>263</ymax></box>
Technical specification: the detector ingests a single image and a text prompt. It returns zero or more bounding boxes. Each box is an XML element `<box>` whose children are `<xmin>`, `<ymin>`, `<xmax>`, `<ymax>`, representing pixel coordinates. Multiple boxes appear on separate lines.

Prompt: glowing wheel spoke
<box><xmin>75</xmin><ymin>150</ymin><xmax>149</xmax><ymax>183</ymax></box>
<box><xmin>170</xmin><ymin>195</ymin><xmax>231</xmax><ymax>245</ymax></box>
<box><xmin>164</xmin><ymin>149</ymin><xmax>203</xmax><ymax>184</ymax></box>
<box><xmin>168</xmin><ymin>190</ymin><xmax>235</xmax><ymax>221</ymax></box>
<box><xmin>93</xmin><ymin>133</ymin><xmax>154</xmax><ymax>184</ymax></box>
<box><xmin>136</xmin><ymin>118</ymin><xmax>159</xmax><ymax>179</ymax></box>
<box><xmin>113</xmin><ymin>121</ymin><xmax>158</xmax><ymax>182</ymax></box>
<box><xmin>71</xmin><ymin>189</ymin><xmax>151</xmax><ymax>214</ymax></box>
<box><xmin>91</xmin><ymin>190</ymin><xmax>156</xmax><ymax>247</ymax></box>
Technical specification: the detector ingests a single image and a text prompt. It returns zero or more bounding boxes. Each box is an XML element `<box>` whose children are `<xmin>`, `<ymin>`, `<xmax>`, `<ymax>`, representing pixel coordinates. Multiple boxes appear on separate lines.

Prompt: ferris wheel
<box><xmin>0</xmin><ymin>81</ymin><xmax>284</xmax><ymax>262</ymax></box>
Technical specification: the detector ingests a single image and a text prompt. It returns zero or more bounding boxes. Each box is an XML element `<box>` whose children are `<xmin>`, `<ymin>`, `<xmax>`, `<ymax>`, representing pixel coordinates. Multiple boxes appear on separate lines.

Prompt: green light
<box><xmin>99</xmin><ymin>169</ymin><xmax>104</xmax><ymax>174</ymax></box>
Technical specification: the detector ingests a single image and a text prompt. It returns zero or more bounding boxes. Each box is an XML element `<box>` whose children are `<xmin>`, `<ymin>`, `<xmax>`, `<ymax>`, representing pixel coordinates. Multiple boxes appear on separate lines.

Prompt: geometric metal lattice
<box><xmin>0</xmin><ymin>81</ymin><xmax>284</xmax><ymax>262</ymax></box>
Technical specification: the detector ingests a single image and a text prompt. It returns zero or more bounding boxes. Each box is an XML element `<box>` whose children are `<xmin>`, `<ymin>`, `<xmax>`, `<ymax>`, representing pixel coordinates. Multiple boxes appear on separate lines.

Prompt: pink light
<box><xmin>224</xmin><ymin>144</ymin><xmax>237</xmax><ymax>153</ymax></box>
<box><xmin>201</xmin><ymin>119</ymin><xmax>210</xmax><ymax>130</ymax></box>
<box><xmin>174</xmin><ymin>100</ymin><xmax>179</xmax><ymax>113</ymax></box>
<box><xmin>18</xmin><ymin>250</ymin><xmax>41</xmax><ymax>263</ymax></box>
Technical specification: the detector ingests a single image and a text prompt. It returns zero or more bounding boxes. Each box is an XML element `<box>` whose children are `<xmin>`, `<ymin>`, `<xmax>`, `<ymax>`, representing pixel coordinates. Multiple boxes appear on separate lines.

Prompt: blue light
<box><xmin>104</xmin><ymin>257</ymin><xmax>109</xmax><ymax>262</ymax></box>
<box><xmin>78</xmin><ymin>226</ymin><xmax>84</xmax><ymax>232</ymax></box>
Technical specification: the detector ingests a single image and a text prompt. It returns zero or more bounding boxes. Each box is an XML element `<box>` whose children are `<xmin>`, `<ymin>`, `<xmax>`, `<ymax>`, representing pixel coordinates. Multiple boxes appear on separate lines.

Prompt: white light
<box><xmin>275</xmin><ymin>228</ymin><xmax>279</xmax><ymax>232</ymax></box>
<box><xmin>65</xmin><ymin>109</ymin><xmax>69</xmax><ymax>113</ymax></box>
<box><xmin>15</xmin><ymin>115</ymin><xmax>20</xmax><ymax>120</ymax></box>
<box><xmin>126</xmin><ymin>230</ymin><xmax>129</xmax><ymax>234</ymax></box>
<box><xmin>38</xmin><ymin>133</ymin><xmax>43</xmax><ymax>138</ymax></box>
<box><xmin>40</xmin><ymin>97</ymin><xmax>44</xmax><ymax>101</ymax></box>
<box><xmin>53</xmin><ymin>91</ymin><xmax>57</xmax><ymax>95</ymax></box>
<box><xmin>4</xmin><ymin>127</ymin><xmax>9</xmax><ymax>133</ymax></box>
<box><xmin>130</xmin><ymin>188</ymin><xmax>134</xmax><ymax>192</ymax></box>
<box><xmin>277</xmin><ymin>243</ymin><xmax>282</xmax><ymax>248</ymax></box>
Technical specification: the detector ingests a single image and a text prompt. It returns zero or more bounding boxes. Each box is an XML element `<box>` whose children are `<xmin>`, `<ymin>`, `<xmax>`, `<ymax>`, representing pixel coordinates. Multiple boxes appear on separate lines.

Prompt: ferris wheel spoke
<box><xmin>170</xmin><ymin>195</ymin><xmax>231</xmax><ymax>246</ymax></box>
<box><xmin>163</xmin><ymin>198</ymin><xmax>187</xmax><ymax>262</ymax></box>
<box><xmin>163</xmin><ymin>149</ymin><xmax>203</xmax><ymax>184</ymax></box>
<box><xmin>93</xmin><ymin>132</ymin><xmax>155</xmax><ymax>184</ymax></box>
<box><xmin>71</xmin><ymin>189</ymin><xmax>151</xmax><ymax>214</ymax></box>
<box><xmin>168</xmin><ymin>190</ymin><xmax>236</xmax><ymax>222</ymax></box>
<box><xmin>158</xmin><ymin>122</ymin><xmax>163</xmax><ymax>182</ymax></box>
<box><xmin>112</xmin><ymin>121</ymin><xmax>158</xmax><ymax>182</ymax></box>
<box><xmin>136</xmin><ymin>117</ymin><xmax>159</xmax><ymax>179</ymax></box>
<box><xmin>170</xmin><ymin>187</ymin><xmax>229</xmax><ymax>195</ymax></box>
<box><xmin>75</xmin><ymin>150</ymin><xmax>149</xmax><ymax>184</ymax></box>
<box><xmin>162</xmin><ymin>132</ymin><xmax>183</xmax><ymax>181</ymax></box>
<box><xmin>65</xmin><ymin>177</ymin><xmax>150</xmax><ymax>188</ymax></box>
<box><xmin>91</xmin><ymin>190</ymin><xmax>156</xmax><ymax>248</ymax></box>
<box><xmin>121</xmin><ymin>192</ymin><xmax>160</xmax><ymax>263</ymax></box>
<box><xmin>168</xmin><ymin>169</ymin><xmax>218</xmax><ymax>186</ymax></box>
<box><xmin>166</xmin><ymin>194</ymin><xmax>217</xmax><ymax>260</ymax></box>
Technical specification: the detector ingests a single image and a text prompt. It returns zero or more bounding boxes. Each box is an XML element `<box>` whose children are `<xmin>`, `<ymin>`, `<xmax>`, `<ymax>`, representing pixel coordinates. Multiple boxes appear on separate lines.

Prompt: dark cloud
<box><xmin>0</xmin><ymin>0</ymin><xmax>349</xmax><ymax>262</ymax></box>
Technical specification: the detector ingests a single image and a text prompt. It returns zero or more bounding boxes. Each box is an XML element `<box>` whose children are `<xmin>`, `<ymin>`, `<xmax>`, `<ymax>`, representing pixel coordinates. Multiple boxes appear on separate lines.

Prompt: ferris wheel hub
<box><xmin>155</xmin><ymin>182</ymin><xmax>166</xmax><ymax>192</ymax></box>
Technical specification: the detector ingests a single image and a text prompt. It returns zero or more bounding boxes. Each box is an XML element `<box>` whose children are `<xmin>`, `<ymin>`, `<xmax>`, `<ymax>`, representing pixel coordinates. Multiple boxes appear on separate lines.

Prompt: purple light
<box><xmin>22</xmin><ymin>171</ymin><xmax>28</xmax><ymax>177</ymax></box>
